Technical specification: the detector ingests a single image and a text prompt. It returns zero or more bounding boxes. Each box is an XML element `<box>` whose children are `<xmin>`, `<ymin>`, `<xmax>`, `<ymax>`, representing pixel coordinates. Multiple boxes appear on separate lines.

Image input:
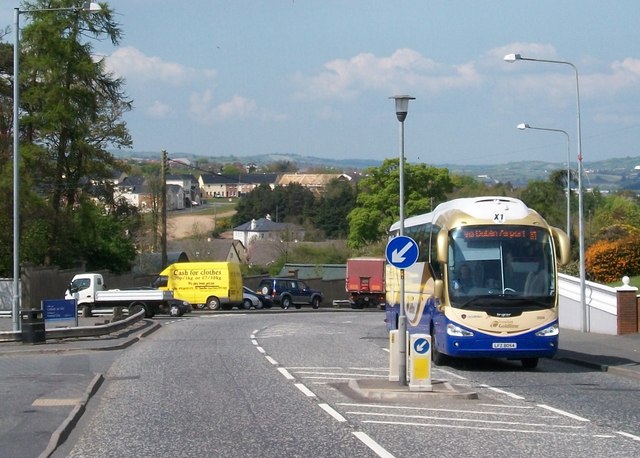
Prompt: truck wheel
<box><xmin>312</xmin><ymin>297</ymin><xmax>320</xmax><ymax>309</ymax></box>
<box><xmin>242</xmin><ymin>299</ymin><xmax>252</xmax><ymax>310</ymax></box>
<box><xmin>129</xmin><ymin>302</ymin><xmax>147</xmax><ymax>317</ymax></box>
<box><xmin>81</xmin><ymin>305</ymin><xmax>92</xmax><ymax>318</ymax></box>
<box><xmin>207</xmin><ymin>297</ymin><xmax>221</xmax><ymax>310</ymax></box>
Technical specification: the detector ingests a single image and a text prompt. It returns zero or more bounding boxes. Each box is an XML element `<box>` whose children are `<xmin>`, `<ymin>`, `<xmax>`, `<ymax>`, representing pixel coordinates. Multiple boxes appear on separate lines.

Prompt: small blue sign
<box><xmin>42</xmin><ymin>299</ymin><xmax>77</xmax><ymax>322</ymax></box>
<box><xmin>413</xmin><ymin>337</ymin><xmax>430</xmax><ymax>355</ymax></box>
<box><xmin>386</xmin><ymin>236</ymin><xmax>419</xmax><ymax>269</ymax></box>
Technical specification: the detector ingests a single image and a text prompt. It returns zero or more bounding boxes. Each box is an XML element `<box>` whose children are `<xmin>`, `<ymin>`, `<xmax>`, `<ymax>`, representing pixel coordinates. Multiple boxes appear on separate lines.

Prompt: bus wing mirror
<box><xmin>436</xmin><ymin>229</ymin><xmax>448</xmax><ymax>263</ymax></box>
<box><xmin>551</xmin><ymin>227</ymin><xmax>570</xmax><ymax>266</ymax></box>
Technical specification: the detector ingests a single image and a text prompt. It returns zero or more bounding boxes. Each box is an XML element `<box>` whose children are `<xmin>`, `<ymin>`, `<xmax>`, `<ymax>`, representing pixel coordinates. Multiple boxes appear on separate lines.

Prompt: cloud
<box><xmin>146</xmin><ymin>100</ymin><xmax>172</xmax><ymax>118</ymax></box>
<box><xmin>495</xmin><ymin>43</ymin><xmax>640</xmax><ymax>102</ymax></box>
<box><xmin>294</xmin><ymin>48</ymin><xmax>482</xmax><ymax>100</ymax></box>
<box><xmin>104</xmin><ymin>46</ymin><xmax>216</xmax><ymax>85</ymax></box>
<box><xmin>188</xmin><ymin>90</ymin><xmax>285</xmax><ymax>123</ymax></box>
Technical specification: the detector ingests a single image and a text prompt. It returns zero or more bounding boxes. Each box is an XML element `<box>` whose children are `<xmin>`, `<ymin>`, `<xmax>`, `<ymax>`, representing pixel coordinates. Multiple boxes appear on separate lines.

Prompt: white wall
<box><xmin>558</xmin><ymin>273</ymin><xmax>619</xmax><ymax>334</ymax></box>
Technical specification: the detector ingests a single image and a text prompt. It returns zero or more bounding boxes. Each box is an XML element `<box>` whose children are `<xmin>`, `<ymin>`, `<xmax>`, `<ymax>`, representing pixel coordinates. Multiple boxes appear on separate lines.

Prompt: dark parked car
<box><xmin>257</xmin><ymin>277</ymin><xmax>323</xmax><ymax>309</ymax></box>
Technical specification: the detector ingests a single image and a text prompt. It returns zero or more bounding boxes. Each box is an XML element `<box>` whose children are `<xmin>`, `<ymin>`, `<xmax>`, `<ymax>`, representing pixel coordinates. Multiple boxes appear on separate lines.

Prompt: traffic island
<box><xmin>333</xmin><ymin>378</ymin><xmax>478</xmax><ymax>402</ymax></box>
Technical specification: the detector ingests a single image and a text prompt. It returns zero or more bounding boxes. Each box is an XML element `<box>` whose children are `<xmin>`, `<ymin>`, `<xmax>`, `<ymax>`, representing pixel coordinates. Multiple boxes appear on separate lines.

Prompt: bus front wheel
<box><xmin>431</xmin><ymin>325</ymin><xmax>447</xmax><ymax>366</ymax></box>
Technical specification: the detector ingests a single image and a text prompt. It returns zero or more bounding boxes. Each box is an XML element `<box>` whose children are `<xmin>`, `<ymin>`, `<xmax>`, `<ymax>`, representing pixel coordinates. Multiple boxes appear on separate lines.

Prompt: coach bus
<box><xmin>385</xmin><ymin>196</ymin><xmax>570</xmax><ymax>368</ymax></box>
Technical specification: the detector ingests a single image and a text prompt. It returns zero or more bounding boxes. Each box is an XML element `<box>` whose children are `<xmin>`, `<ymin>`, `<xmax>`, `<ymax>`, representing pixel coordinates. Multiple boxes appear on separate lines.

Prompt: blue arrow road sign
<box><xmin>413</xmin><ymin>337</ymin><xmax>430</xmax><ymax>354</ymax></box>
<box><xmin>386</xmin><ymin>235</ymin><xmax>419</xmax><ymax>269</ymax></box>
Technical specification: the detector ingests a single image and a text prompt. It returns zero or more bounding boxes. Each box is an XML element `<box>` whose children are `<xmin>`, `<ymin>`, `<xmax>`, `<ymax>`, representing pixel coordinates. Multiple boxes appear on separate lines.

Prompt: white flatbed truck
<box><xmin>65</xmin><ymin>273</ymin><xmax>185</xmax><ymax>318</ymax></box>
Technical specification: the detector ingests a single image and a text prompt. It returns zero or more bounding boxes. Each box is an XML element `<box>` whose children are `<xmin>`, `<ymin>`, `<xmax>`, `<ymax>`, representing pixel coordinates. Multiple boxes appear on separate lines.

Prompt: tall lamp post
<box><xmin>390</xmin><ymin>95</ymin><xmax>415</xmax><ymax>386</ymax></box>
<box><xmin>12</xmin><ymin>2</ymin><xmax>102</xmax><ymax>331</ymax></box>
<box><xmin>505</xmin><ymin>53</ymin><xmax>587</xmax><ymax>332</ymax></box>
<box><xmin>517</xmin><ymin>123</ymin><xmax>571</xmax><ymax>247</ymax></box>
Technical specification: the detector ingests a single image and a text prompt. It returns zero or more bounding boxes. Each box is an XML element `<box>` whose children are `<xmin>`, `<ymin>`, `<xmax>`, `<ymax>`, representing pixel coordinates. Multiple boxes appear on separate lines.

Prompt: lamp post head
<box><xmin>390</xmin><ymin>95</ymin><xmax>415</xmax><ymax>122</ymax></box>
<box><xmin>517</xmin><ymin>123</ymin><xmax>529</xmax><ymax>130</ymax></box>
<box><xmin>84</xmin><ymin>2</ymin><xmax>103</xmax><ymax>12</ymax></box>
<box><xmin>504</xmin><ymin>53</ymin><xmax>522</xmax><ymax>63</ymax></box>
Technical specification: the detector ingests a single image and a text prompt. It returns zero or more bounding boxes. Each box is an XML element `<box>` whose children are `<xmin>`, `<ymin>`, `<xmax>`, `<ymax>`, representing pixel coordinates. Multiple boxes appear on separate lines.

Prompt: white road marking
<box><xmin>479</xmin><ymin>384</ymin><xmax>525</xmax><ymax>400</ymax></box>
<box><xmin>277</xmin><ymin>367</ymin><xmax>294</xmax><ymax>380</ymax></box>
<box><xmin>337</xmin><ymin>402</ymin><xmax>551</xmax><ymax>418</ymax></box>
<box><xmin>361</xmin><ymin>420</ymin><xmax>609</xmax><ymax>437</ymax></box>
<box><xmin>537</xmin><ymin>404</ymin><xmax>590</xmax><ymax>422</ymax></box>
<box><xmin>256</xmin><ymin>346</ymin><xmax>266</xmax><ymax>354</ymax></box>
<box><xmin>294</xmin><ymin>383</ymin><xmax>316</xmax><ymax>397</ymax></box>
<box><xmin>347</xmin><ymin>411</ymin><xmax>585</xmax><ymax>429</ymax></box>
<box><xmin>318</xmin><ymin>403</ymin><xmax>346</xmax><ymax>422</ymax></box>
<box><xmin>265</xmin><ymin>356</ymin><xmax>278</xmax><ymax>365</ymax></box>
<box><xmin>436</xmin><ymin>368</ymin><xmax>467</xmax><ymax>380</ymax></box>
<box><xmin>293</xmin><ymin>371</ymin><xmax>387</xmax><ymax>378</ymax></box>
<box><xmin>352</xmin><ymin>431</ymin><xmax>395</xmax><ymax>458</ymax></box>
<box><xmin>617</xmin><ymin>431</ymin><xmax>640</xmax><ymax>441</ymax></box>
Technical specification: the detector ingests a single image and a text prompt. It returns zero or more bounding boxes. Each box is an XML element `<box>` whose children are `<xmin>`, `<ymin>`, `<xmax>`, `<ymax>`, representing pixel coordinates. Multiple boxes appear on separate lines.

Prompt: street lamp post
<box><xmin>12</xmin><ymin>2</ymin><xmax>102</xmax><ymax>331</ymax></box>
<box><xmin>517</xmin><ymin>123</ymin><xmax>571</xmax><ymax>247</ymax></box>
<box><xmin>390</xmin><ymin>95</ymin><xmax>415</xmax><ymax>386</ymax></box>
<box><xmin>505</xmin><ymin>53</ymin><xmax>587</xmax><ymax>333</ymax></box>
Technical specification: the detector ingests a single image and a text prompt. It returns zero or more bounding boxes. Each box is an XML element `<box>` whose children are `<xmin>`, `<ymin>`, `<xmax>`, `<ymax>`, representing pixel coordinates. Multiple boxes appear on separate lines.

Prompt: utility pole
<box><xmin>161</xmin><ymin>150</ymin><xmax>168</xmax><ymax>269</ymax></box>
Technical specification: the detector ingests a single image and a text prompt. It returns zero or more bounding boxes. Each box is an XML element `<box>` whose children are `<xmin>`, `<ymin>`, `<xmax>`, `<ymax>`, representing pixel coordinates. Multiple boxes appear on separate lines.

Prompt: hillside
<box><xmin>114</xmin><ymin>150</ymin><xmax>640</xmax><ymax>191</ymax></box>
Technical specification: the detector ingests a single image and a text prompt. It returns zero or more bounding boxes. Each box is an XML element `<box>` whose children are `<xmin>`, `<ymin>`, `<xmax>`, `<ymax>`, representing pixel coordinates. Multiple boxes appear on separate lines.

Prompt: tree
<box><xmin>314</xmin><ymin>178</ymin><xmax>356</xmax><ymax>239</ymax></box>
<box><xmin>232</xmin><ymin>183</ymin><xmax>316</xmax><ymax>226</ymax></box>
<box><xmin>347</xmin><ymin>159</ymin><xmax>454</xmax><ymax>248</ymax></box>
<box><xmin>519</xmin><ymin>175</ymin><xmax>566</xmax><ymax>229</ymax></box>
<box><xmin>0</xmin><ymin>1</ymin><xmax>135</xmax><ymax>275</ymax></box>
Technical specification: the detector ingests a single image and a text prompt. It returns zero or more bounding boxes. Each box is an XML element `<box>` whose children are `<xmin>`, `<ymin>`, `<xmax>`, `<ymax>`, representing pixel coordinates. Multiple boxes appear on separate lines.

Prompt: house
<box><xmin>169</xmin><ymin>239</ymin><xmax>247</xmax><ymax>264</ymax></box>
<box><xmin>115</xmin><ymin>176</ymin><xmax>185</xmax><ymax>212</ymax></box>
<box><xmin>198</xmin><ymin>173</ymin><xmax>279</xmax><ymax>199</ymax></box>
<box><xmin>238</xmin><ymin>173</ymin><xmax>278</xmax><ymax>195</ymax></box>
<box><xmin>199</xmin><ymin>174</ymin><xmax>238</xmax><ymax>199</ymax></box>
<box><xmin>167</xmin><ymin>174</ymin><xmax>200</xmax><ymax>206</ymax></box>
<box><xmin>277</xmin><ymin>173</ymin><xmax>352</xmax><ymax>196</ymax></box>
<box><xmin>233</xmin><ymin>216</ymin><xmax>305</xmax><ymax>248</ymax></box>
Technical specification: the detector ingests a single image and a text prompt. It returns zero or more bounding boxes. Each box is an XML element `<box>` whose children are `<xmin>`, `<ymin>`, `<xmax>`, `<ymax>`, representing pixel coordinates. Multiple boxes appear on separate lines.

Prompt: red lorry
<box><xmin>346</xmin><ymin>257</ymin><xmax>386</xmax><ymax>309</ymax></box>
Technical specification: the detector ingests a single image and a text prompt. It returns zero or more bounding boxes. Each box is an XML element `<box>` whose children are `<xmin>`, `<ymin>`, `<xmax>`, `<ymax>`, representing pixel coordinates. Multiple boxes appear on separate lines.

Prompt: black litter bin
<box><xmin>21</xmin><ymin>309</ymin><xmax>46</xmax><ymax>344</ymax></box>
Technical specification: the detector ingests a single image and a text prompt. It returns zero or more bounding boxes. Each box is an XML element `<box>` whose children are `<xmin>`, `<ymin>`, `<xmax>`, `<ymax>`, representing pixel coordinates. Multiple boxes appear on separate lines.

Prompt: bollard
<box><xmin>409</xmin><ymin>333</ymin><xmax>432</xmax><ymax>391</ymax></box>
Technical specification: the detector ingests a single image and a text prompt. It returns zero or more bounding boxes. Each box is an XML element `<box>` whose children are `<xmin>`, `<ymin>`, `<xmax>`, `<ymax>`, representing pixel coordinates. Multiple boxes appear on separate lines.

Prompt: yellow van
<box><xmin>152</xmin><ymin>262</ymin><xmax>242</xmax><ymax>310</ymax></box>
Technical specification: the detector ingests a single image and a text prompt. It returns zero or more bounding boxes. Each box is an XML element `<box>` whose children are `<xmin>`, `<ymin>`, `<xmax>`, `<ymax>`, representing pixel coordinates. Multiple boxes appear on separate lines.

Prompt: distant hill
<box><xmin>113</xmin><ymin>150</ymin><xmax>640</xmax><ymax>191</ymax></box>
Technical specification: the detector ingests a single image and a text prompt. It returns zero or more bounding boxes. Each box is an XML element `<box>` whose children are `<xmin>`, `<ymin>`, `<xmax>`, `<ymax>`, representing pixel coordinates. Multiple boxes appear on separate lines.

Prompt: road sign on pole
<box><xmin>385</xmin><ymin>236</ymin><xmax>419</xmax><ymax>269</ymax></box>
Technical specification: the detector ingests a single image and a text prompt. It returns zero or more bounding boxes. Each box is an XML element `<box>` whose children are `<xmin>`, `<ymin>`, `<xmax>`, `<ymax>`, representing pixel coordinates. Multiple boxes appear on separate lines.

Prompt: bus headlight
<box><xmin>447</xmin><ymin>323</ymin><xmax>473</xmax><ymax>337</ymax></box>
<box><xmin>535</xmin><ymin>323</ymin><xmax>559</xmax><ymax>337</ymax></box>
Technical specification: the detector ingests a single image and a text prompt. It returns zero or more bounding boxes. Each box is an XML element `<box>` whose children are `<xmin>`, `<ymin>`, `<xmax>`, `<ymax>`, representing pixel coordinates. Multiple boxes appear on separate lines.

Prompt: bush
<box><xmin>585</xmin><ymin>234</ymin><xmax>640</xmax><ymax>283</ymax></box>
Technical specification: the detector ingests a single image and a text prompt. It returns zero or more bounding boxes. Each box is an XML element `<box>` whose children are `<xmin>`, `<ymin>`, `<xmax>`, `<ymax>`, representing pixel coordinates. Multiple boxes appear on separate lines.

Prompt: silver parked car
<box><xmin>242</xmin><ymin>286</ymin><xmax>264</xmax><ymax>310</ymax></box>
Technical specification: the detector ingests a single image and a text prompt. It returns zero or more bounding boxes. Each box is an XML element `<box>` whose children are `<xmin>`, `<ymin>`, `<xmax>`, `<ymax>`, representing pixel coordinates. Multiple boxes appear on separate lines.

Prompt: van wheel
<box><xmin>129</xmin><ymin>302</ymin><xmax>147</xmax><ymax>317</ymax></box>
<box><xmin>207</xmin><ymin>297</ymin><xmax>221</xmax><ymax>310</ymax></box>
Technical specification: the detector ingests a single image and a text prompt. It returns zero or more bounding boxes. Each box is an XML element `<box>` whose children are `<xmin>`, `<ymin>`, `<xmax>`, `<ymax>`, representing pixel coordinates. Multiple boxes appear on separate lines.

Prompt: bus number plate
<box><xmin>492</xmin><ymin>342</ymin><xmax>517</xmax><ymax>349</ymax></box>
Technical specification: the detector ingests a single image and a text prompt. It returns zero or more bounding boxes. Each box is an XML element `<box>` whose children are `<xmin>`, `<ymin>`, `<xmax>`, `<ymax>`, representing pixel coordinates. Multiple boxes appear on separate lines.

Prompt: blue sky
<box><xmin>3</xmin><ymin>0</ymin><xmax>639</xmax><ymax>165</ymax></box>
